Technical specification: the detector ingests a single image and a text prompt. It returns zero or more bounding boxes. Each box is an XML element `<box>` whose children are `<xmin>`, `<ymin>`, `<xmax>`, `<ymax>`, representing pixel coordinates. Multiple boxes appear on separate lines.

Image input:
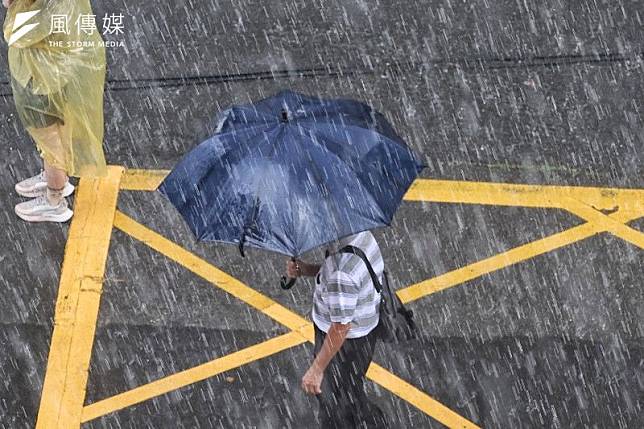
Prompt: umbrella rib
<box><xmin>283</xmin><ymin>125</ymin><xmax>348</xmax><ymax>254</ymax></box>
<box><xmin>260</xmin><ymin>124</ymin><xmax>299</xmax><ymax>256</ymax></box>
<box><xmin>311</xmin><ymin>121</ymin><xmax>421</xmax><ymax>219</ymax></box>
<box><xmin>274</xmin><ymin>126</ymin><xmax>300</xmax><ymax>256</ymax></box>
<box><xmin>296</xmin><ymin>123</ymin><xmax>389</xmax><ymax>222</ymax></box>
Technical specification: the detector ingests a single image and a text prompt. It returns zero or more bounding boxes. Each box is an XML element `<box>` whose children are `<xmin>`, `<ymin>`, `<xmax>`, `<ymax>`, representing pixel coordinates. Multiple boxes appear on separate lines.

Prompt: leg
<box><xmin>339</xmin><ymin>329</ymin><xmax>388</xmax><ymax>429</ymax></box>
<box><xmin>314</xmin><ymin>326</ymin><xmax>356</xmax><ymax>428</ymax></box>
<box><xmin>314</xmin><ymin>326</ymin><xmax>386</xmax><ymax>428</ymax></box>
<box><xmin>16</xmin><ymin>124</ymin><xmax>74</xmax><ymax>199</ymax></box>
<box><xmin>31</xmin><ymin>123</ymin><xmax>69</xmax><ymax>205</ymax></box>
<box><xmin>44</xmin><ymin>159</ymin><xmax>68</xmax><ymax>205</ymax></box>
<box><xmin>14</xmin><ymin>123</ymin><xmax>73</xmax><ymax>222</ymax></box>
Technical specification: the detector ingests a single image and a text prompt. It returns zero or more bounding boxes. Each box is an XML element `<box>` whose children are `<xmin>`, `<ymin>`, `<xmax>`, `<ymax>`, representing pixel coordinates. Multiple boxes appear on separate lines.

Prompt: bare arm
<box><xmin>301</xmin><ymin>270</ymin><xmax>360</xmax><ymax>395</ymax></box>
<box><xmin>312</xmin><ymin>322</ymin><xmax>350</xmax><ymax>371</ymax></box>
<box><xmin>301</xmin><ymin>322</ymin><xmax>350</xmax><ymax>395</ymax></box>
<box><xmin>285</xmin><ymin>259</ymin><xmax>320</xmax><ymax>278</ymax></box>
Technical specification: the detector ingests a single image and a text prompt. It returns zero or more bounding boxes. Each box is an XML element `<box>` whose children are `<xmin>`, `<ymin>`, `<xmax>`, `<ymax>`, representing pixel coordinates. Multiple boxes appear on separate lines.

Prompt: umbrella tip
<box><xmin>281</xmin><ymin>109</ymin><xmax>289</xmax><ymax>122</ymax></box>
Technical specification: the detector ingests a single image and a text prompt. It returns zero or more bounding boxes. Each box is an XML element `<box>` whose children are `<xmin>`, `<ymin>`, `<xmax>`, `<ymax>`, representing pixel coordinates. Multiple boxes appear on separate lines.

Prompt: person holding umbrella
<box><xmin>287</xmin><ymin>230</ymin><xmax>387</xmax><ymax>427</ymax></box>
<box><xmin>159</xmin><ymin>90</ymin><xmax>424</xmax><ymax>427</ymax></box>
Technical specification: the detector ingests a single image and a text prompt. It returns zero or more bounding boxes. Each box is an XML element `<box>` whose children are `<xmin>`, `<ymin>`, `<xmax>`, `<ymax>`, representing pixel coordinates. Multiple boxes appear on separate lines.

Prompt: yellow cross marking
<box><xmin>397</xmin><ymin>210</ymin><xmax>641</xmax><ymax>304</ymax></box>
<box><xmin>561</xmin><ymin>198</ymin><xmax>644</xmax><ymax>249</ymax></box>
<box><xmin>104</xmin><ymin>211</ymin><xmax>479</xmax><ymax>429</ymax></box>
<box><xmin>36</xmin><ymin>167</ymin><xmax>643</xmax><ymax>429</ymax></box>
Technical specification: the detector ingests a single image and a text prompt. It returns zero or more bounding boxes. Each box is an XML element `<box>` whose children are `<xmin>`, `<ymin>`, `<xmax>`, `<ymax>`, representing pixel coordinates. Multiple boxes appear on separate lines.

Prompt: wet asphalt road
<box><xmin>0</xmin><ymin>1</ymin><xmax>643</xmax><ymax>428</ymax></box>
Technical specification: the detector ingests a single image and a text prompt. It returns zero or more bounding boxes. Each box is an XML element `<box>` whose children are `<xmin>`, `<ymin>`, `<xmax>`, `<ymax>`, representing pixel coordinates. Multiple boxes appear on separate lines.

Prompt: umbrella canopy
<box><xmin>159</xmin><ymin>90</ymin><xmax>424</xmax><ymax>257</ymax></box>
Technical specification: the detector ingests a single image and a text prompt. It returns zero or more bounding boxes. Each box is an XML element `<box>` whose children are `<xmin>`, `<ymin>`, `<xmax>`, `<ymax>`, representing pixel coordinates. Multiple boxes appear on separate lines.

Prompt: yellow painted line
<box><xmin>36</xmin><ymin>166</ymin><xmax>642</xmax><ymax>426</ymax></box>
<box><xmin>397</xmin><ymin>210</ymin><xmax>642</xmax><ymax>304</ymax></box>
<box><xmin>36</xmin><ymin>166</ymin><xmax>124</xmax><ymax>429</ymax></box>
<box><xmin>563</xmin><ymin>198</ymin><xmax>644</xmax><ymax>249</ymax></box>
<box><xmin>120</xmin><ymin>169</ymin><xmax>169</xmax><ymax>191</ymax></box>
<box><xmin>367</xmin><ymin>363</ymin><xmax>480</xmax><ymax>429</ymax></box>
<box><xmin>113</xmin><ymin>211</ymin><xmax>311</xmax><ymax>333</ymax></box>
<box><xmin>404</xmin><ymin>179</ymin><xmax>644</xmax><ymax>212</ymax></box>
<box><xmin>118</xmin><ymin>168</ymin><xmax>644</xmax><ymax>214</ymax></box>
<box><xmin>404</xmin><ymin>179</ymin><xmax>559</xmax><ymax>207</ymax></box>
<box><xmin>110</xmin><ymin>168</ymin><xmax>644</xmax><ymax>427</ymax></box>
<box><xmin>81</xmin><ymin>331</ymin><xmax>307</xmax><ymax>422</ymax></box>
<box><xmin>366</xmin><ymin>365</ymin><xmax>481</xmax><ymax>428</ymax></box>
<box><xmin>113</xmin><ymin>212</ymin><xmax>479</xmax><ymax>427</ymax></box>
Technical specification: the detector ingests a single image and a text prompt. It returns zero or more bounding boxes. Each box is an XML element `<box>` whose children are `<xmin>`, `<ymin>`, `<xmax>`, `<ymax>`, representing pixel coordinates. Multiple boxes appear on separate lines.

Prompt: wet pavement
<box><xmin>1</xmin><ymin>1</ymin><xmax>643</xmax><ymax>428</ymax></box>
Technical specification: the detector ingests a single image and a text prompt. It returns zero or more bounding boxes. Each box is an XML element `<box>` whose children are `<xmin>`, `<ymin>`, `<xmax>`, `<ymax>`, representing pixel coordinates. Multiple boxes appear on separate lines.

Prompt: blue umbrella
<box><xmin>159</xmin><ymin>90</ymin><xmax>424</xmax><ymax>287</ymax></box>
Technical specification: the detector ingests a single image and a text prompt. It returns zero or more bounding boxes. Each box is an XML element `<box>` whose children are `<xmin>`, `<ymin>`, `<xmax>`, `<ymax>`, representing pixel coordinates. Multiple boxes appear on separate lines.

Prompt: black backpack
<box><xmin>339</xmin><ymin>246</ymin><xmax>417</xmax><ymax>343</ymax></box>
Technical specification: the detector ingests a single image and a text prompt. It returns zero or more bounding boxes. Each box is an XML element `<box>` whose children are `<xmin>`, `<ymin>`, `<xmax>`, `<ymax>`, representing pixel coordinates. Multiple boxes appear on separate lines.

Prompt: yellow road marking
<box><xmin>398</xmin><ymin>222</ymin><xmax>600</xmax><ymax>303</ymax></box>
<box><xmin>397</xmin><ymin>210</ymin><xmax>641</xmax><ymax>304</ymax></box>
<box><xmin>405</xmin><ymin>179</ymin><xmax>558</xmax><ymax>207</ymax></box>
<box><xmin>112</xmin><ymin>212</ymin><xmax>480</xmax><ymax>427</ymax></box>
<box><xmin>367</xmin><ymin>364</ymin><xmax>480</xmax><ymax>429</ymax></box>
<box><xmin>81</xmin><ymin>331</ymin><xmax>307</xmax><ymax>422</ymax></box>
<box><xmin>36</xmin><ymin>166</ymin><xmax>124</xmax><ymax>429</ymax></box>
<box><xmin>75</xmin><ymin>167</ymin><xmax>643</xmax><ymax>427</ymax></box>
<box><xmin>120</xmin><ymin>169</ymin><xmax>169</xmax><ymax>191</ymax></box>
<box><xmin>120</xmin><ymin>169</ymin><xmax>644</xmax><ymax>215</ymax></box>
<box><xmin>563</xmin><ymin>198</ymin><xmax>644</xmax><ymax>249</ymax></box>
<box><xmin>405</xmin><ymin>179</ymin><xmax>644</xmax><ymax>212</ymax></box>
<box><xmin>113</xmin><ymin>211</ymin><xmax>311</xmax><ymax>333</ymax></box>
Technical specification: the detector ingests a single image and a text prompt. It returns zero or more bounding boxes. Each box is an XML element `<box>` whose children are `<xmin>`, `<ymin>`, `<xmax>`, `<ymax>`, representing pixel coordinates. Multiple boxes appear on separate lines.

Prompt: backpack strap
<box><xmin>338</xmin><ymin>245</ymin><xmax>382</xmax><ymax>293</ymax></box>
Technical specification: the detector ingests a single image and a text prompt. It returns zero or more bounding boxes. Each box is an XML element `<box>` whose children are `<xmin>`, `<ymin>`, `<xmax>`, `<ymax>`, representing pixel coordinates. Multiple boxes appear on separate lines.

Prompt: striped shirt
<box><xmin>312</xmin><ymin>231</ymin><xmax>383</xmax><ymax>339</ymax></box>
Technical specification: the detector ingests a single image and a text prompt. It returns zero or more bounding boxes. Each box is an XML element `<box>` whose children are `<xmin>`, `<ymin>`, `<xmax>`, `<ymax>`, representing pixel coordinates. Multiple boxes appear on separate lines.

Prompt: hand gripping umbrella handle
<box><xmin>280</xmin><ymin>257</ymin><xmax>298</xmax><ymax>290</ymax></box>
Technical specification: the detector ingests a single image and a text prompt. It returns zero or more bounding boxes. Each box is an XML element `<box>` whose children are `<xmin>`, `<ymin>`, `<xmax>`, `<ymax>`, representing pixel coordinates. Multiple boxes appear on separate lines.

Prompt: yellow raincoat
<box><xmin>3</xmin><ymin>0</ymin><xmax>107</xmax><ymax>177</ymax></box>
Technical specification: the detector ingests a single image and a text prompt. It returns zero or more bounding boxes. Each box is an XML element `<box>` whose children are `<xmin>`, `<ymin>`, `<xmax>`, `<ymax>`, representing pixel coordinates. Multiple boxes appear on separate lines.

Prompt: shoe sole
<box><xmin>15</xmin><ymin>182</ymin><xmax>75</xmax><ymax>199</ymax></box>
<box><xmin>15</xmin><ymin>209</ymin><xmax>74</xmax><ymax>223</ymax></box>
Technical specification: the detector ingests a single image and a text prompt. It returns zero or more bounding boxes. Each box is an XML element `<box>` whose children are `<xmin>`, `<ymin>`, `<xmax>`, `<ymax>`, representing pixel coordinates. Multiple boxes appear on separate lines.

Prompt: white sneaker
<box><xmin>15</xmin><ymin>171</ymin><xmax>75</xmax><ymax>198</ymax></box>
<box><xmin>15</xmin><ymin>196</ymin><xmax>74</xmax><ymax>223</ymax></box>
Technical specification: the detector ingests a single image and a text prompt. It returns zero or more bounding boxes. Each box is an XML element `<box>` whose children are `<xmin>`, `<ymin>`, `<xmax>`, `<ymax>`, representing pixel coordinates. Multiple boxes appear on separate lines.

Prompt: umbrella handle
<box><xmin>280</xmin><ymin>276</ymin><xmax>297</xmax><ymax>290</ymax></box>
